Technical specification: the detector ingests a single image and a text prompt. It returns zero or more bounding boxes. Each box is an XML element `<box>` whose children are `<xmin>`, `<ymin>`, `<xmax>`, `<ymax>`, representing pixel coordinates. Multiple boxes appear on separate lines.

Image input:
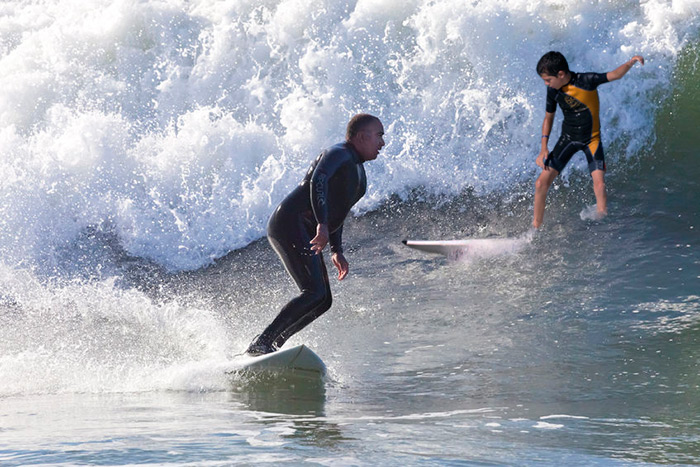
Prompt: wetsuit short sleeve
<box><xmin>576</xmin><ymin>72</ymin><xmax>608</xmax><ymax>89</ymax></box>
<box><xmin>546</xmin><ymin>86</ymin><xmax>558</xmax><ymax>113</ymax></box>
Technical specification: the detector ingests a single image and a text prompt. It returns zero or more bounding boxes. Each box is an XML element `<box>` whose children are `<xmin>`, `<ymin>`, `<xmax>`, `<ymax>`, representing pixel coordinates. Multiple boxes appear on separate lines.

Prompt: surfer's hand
<box><xmin>331</xmin><ymin>252</ymin><xmax>349</xmax><ymax>280</ymax></box>
<box><xmin>536</xmin><ymin>150</ymin><xmax>548</xmax><ymax>170</ymax></box>
<box><xmin>310</xmin><ymin>223</ymin><xmax>329</xmax><ymax>254</ymax></box>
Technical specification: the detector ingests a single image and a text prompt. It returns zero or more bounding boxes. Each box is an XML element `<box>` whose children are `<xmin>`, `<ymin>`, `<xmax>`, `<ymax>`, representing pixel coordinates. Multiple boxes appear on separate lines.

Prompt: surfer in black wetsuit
<box><xmin>246</xmin><ymin>114</ymin><xmax>385</xmax><ymax>356</ymax></box>
<box><xmin>533</xmin><ymin>51</ymin><xmax>644</xmax><ymax>229</ymax></box>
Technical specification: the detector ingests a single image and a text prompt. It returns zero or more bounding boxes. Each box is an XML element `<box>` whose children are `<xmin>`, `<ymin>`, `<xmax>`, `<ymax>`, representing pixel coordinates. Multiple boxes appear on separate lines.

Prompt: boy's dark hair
<box><xmin>537</xmin><ymin>51</ymin><xmax>570</xmax><ymax>76</ymax></box>
<box><xmin>346</xmin><ymin>113</ymin><xmax>380</xmax><ymax>140</ymax></box>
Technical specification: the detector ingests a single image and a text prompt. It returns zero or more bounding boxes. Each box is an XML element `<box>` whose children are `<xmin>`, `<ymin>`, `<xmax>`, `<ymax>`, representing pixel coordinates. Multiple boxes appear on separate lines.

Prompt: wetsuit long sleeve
<box><xmin>310</xmin><ymin>165</ymin><xmax>330</xmax><ymax>225</ymax></box>
<box><xmin>329</xmin><ymin>226</ymin><xmax>343</xmax><ymax>253</ymax></box>
<box><xmin>308</xmin><ymin>143</ymin><xmax>367</xmax><ymax>235</ymax></box>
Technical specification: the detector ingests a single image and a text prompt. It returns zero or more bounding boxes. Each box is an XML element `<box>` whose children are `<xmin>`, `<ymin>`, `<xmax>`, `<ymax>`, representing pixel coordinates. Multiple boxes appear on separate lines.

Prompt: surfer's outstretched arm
<box><xmin>606</xmin><ymin>55</ymin><xmax>644</xmax><ymax>82</ymax></box>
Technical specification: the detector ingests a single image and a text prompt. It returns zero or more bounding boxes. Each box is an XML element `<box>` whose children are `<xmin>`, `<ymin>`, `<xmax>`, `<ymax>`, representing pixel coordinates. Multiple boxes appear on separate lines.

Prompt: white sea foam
<box><xmin>579</xmin><ymin>204</ymin><xmax>606</xmax><ymax>222</ymax></box>
<box><xmin>0</xmin><ymin>263</ymin><xmax>233</xmax><ymax>395</ymax></box>
<box><xmin>0</xmin><ymin>0</ymin><xmax>698</xmax><ymax>272</ymax></box>
<box><xmin>541</xmin><ymin>414</ymin><xmax>590</xmax><ymax>420</ymax></box>
<box><xmin>533</xmin><ymin>421</ymin><xmax>564</xmax><ymax>430</ymax></box>
<box><xmin>451</xmin><ymin>229</ymin><xmax>536</xmax><ymax>262</ymax></box>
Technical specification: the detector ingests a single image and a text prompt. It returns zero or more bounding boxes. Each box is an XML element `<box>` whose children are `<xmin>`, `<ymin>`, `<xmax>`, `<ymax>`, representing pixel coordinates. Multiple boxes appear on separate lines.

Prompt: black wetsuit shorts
<box><xmin>546</xmin><ymin>133</ymin><xmax>606</xmax><ymax>174</ymax></box>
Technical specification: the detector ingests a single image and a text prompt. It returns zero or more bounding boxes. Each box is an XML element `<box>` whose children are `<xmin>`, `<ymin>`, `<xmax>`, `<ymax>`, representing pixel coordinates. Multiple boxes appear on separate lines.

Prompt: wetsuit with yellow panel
<box><xmin>545</xmin><ymin>72</ymin><xmax>608</xmax><ymax>173</ymax></box>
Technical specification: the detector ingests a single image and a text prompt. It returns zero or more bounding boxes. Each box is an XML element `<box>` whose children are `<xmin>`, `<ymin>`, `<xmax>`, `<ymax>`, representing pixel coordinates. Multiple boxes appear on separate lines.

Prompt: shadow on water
<box><xmin>226</xmin><ymin>372</ymin><xmax>351</xmax><ymax>448</ymax></box>
<box><xmin>227</xmin><ymin>370</ymin><xmax>327</xmax><ymax>416</ymax></box>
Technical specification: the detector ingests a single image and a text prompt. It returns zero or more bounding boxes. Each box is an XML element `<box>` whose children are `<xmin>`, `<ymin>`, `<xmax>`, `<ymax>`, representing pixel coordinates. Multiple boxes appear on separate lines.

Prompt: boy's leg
<box><xmin>591</xmin><ymin>169</ymin><xmax>607</xmax><ymax>217</ymax></box>
<box><xmin>533</xmin><ymin>168</ymin><xmax>559</xmax><ymax>229</ymax></box>
<box><xmin>534</xmin><ymin>134</ymin><xmax>574</xmax><ymax>229</ymax></box>
<box><xmin>585</xmin><ymin>139</ymin><xmax>607</xmax><ymax>218</ymax></box>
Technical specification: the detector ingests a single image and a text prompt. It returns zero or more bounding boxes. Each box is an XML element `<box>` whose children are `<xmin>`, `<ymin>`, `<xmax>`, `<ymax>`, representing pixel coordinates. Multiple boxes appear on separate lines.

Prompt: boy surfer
<box><xmin>533</xmin><ymin>51</ymin><xmax>644</xmax><ymax>228</ymax></box>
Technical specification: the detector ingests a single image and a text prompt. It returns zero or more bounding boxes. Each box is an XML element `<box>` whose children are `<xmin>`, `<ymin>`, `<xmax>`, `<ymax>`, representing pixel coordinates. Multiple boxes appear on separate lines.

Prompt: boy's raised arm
<box><xmin>607</xmin><ymin>55</ymin><xmax>645</xmax><ymax>82</ymax></box>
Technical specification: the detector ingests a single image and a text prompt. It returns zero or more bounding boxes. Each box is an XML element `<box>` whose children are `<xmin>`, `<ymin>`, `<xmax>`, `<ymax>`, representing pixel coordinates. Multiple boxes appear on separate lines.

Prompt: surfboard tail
<box><xmin>229</xmin><ymin>344</ymin><xmax>326</xmax><ymax>378</ymax></box>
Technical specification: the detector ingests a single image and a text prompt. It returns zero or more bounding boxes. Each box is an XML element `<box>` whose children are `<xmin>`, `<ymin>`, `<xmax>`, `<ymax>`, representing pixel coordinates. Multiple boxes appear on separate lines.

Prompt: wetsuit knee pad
<box><xmin>304</xmin><ymin>286</ymin><xmax>331</xmax><ymax>310</ymax></box>
<box><xmin>318</xmin><ymin>290</ymin><xmax>332</xmax><ymax>312</ymax></box>
<box><xmin>585</xmin><ymin>141</ymin><xmax>606</xmax><ymax>173</ymax></box>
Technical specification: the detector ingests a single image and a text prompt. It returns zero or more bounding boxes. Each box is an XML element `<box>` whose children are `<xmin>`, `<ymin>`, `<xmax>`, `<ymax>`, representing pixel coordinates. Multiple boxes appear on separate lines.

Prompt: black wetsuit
<box><xmin>249</xmin><ymin>142</ymin><xmax>367</xmax><ymax>353</ymax></box>
<box><xmin>545</xmin><ymin>71</ymin><xmax>608</xmax><ymax>173</ymax></box>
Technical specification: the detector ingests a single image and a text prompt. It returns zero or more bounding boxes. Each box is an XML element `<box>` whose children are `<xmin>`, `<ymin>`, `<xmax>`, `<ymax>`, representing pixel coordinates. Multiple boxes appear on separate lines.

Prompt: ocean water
<box><xmin>1</xmin><ymin>0</ymin><xmax>699</xmax><ymax>465</ymax></box>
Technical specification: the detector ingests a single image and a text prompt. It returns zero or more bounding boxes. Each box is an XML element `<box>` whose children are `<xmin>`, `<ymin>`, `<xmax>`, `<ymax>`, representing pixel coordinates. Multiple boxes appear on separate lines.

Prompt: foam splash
<box><xmin>579</xmin><ymin>204</ymin><xmax>607</xmax><ymax>222</ymax></box>
<box><xmin>452</xmin><ymin>229</ymin><xmax>536</xmax><ymax>262</ymax></box>
<box><xmin>0</xmin><ymin>264</ymin><xmax>235</xmax><ymax>395</ymax></box>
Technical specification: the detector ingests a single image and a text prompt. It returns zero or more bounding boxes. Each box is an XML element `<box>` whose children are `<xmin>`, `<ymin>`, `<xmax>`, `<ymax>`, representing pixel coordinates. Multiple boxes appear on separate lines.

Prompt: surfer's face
<box><xmin>541</xmin><ymin>70</ymin><xmax>568</xmax><ymax>90</ymax></box>
<box><xmin>354</xmin><ymin>120</ymin><xmax>385</xmax><ymax>162</ymax></box>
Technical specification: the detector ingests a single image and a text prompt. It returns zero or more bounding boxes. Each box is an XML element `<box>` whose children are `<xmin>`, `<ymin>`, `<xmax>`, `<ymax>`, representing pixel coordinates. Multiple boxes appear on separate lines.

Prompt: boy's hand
<box><xmin>608</xmin><ymin>55</ymin><xmax>645</xmax><ymax>81</ymax></box>
<box><xmin>536</xmin><ymin>149</ymin><xmax>549</xmax><ymax>170</ymax></box>
<box><xmin>630</xmin><ymin>55</ymin><xmax>645</xmax><ymax>66</ymax></box>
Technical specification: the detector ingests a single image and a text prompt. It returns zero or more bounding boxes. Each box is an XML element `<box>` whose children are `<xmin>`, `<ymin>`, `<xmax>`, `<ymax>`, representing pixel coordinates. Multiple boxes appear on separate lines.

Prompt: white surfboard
<box><xmin>232</xmin><ymin>344</ymin><xmax>326</xmax><ymax>377</ymax></box>
<box><xmin>403</xmin><ymin>231</ymin><xmax>534</xmax><ymax>261</ymax></box>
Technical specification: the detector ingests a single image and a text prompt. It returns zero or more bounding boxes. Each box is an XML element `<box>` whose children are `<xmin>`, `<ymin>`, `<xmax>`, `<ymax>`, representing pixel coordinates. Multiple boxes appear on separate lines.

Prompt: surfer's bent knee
<box><xmin>303</xmin><ymin>287</ymin><xmax>332</xmax><ymax>312</ymax></box>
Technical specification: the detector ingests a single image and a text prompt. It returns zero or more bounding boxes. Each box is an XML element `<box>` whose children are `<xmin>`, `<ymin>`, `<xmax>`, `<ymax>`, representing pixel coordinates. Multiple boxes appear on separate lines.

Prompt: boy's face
<box><xmin>540</xmin><ymin>70</ymin><xmax>569</xmax><ymax>90</ymax></box>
